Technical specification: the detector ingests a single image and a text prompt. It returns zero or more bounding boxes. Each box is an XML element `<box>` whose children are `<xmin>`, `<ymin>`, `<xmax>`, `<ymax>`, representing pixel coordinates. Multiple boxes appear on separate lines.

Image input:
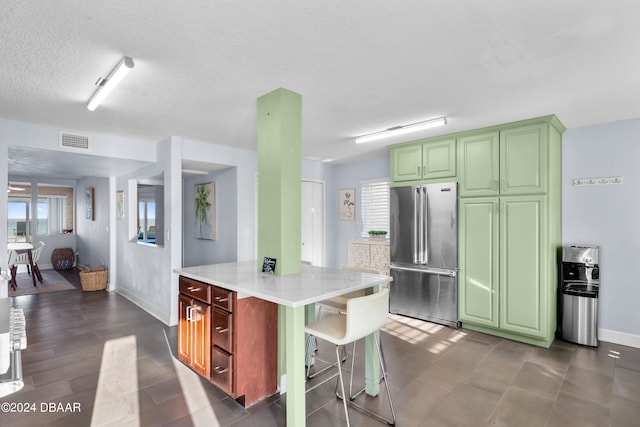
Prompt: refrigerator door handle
<box><xmin>390</xmin><ymin>264</ymin><xmax>457</xmax><ymax>277</ymax></box>
<box><xmin>413</xmin><ymin>186</ymin><xmax>420</xmax><ymax>264</ymax></box>
<box><xmin>422</xmin><ymin>186</ymin><xmax>429</xmax><ymax>265</ymax></box>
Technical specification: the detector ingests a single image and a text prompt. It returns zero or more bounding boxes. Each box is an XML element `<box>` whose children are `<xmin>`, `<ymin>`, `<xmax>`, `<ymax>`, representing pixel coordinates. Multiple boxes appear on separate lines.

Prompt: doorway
<box><xmin>301</xmin><ymin>180</ymin><xmax>324</xmax><ymax>266</ymax></box>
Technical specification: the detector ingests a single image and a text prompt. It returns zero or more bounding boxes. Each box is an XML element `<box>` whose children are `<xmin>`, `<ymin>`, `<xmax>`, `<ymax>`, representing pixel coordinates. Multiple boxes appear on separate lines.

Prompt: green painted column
<box><xmin>257</xmin><ymin>88</ymin><xmax>302</xmax><ymax>276</ymax></box>
<box><xmin>257</xmin><ymin>88</ymin><xmax>304</xmax><ymax>426</ymax></box>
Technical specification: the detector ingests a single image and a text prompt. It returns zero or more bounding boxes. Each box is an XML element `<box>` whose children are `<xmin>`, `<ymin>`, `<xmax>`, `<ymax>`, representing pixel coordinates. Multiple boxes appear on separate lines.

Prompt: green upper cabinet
<box><xmin>422</xmin><ymin>138</ymin><xmax>456</xmax><ymax>179</ymax></box>
<box><xmin>458</xmin><ymin>122</ymin><xmax>548</xmax><ymax>197</ymax></box>
<box><xmin>391</xmin><ymin>144</ymin><xmax>422</xmax><ymax>182</ymax></box>
<box><xmin>500</xmin><ymin>123</ymin><xmax>547</xmax><ymax>195</ymax></box>
<box><xmin>391</xmin><ymin>138</ymin><xmax>456</xmax><ymax>182</ymax></box>
<box><xmin>458</xmin><ymin>132</ymin><xmax>499</xmax><ymax>197</ymax></box>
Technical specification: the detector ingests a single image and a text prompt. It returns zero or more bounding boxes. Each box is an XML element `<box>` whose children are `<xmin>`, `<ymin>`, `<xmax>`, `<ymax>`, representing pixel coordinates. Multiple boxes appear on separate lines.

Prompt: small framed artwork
<box><xmin>116</xmin><ymin>191</ymin><xmax>125</xmax><ymax>220</ymax></box>
<box><xmin>262</xmin><ymin>257</ymin><xmax>277</xmax><ymax>273</ymax></box>
<box><xmin>85</xmin><ymin>187</ymin><xmax>95</xmax><ymax>221</ymax></box>
<box><xmin>339</xmin><ymin>188</ymin><xmax>355</xmax><ymax>221</ymax></box>
<box><xmin>195</xmin><ymin>182</ymin><xmax>216</xmax><ymax>240</ymax></box>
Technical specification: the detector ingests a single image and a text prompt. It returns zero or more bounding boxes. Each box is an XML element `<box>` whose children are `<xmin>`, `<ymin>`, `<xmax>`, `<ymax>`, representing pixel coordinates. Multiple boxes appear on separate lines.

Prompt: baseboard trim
<box><xmin>600</xmin><ymin>328</ymin><xmax>640</xmax><ymax>349</ymax></box>
<box><xmin>115</xmin><ymin>287</ymin><xmax>171</xmax><ymax>326</ymax></box>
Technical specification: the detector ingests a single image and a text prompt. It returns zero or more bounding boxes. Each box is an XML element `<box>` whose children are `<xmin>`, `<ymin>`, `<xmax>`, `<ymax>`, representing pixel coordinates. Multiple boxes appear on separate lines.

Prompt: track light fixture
<box><xmin>355</xmin><ymin>116</ymin><xmax>447</xmax><ymax>144</ymax></box>
<box><xmin>87</xmin><ymin>56</ymin><xmax>135</xmax><ymax>111</ymax></box>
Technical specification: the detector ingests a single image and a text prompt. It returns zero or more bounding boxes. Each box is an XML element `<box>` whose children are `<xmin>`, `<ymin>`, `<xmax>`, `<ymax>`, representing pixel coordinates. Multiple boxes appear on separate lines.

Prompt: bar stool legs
<box><xmin>335</xmin><ymin>333</ymin><xmax>396</xmax><ymax>426</ymax></box>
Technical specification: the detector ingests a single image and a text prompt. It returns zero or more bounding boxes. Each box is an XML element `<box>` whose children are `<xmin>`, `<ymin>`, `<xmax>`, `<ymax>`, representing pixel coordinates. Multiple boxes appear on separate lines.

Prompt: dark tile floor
<box><xmin>3</xmin><ymin>268</ymin><xmax>640</xmax><ymax>426</ymax></box>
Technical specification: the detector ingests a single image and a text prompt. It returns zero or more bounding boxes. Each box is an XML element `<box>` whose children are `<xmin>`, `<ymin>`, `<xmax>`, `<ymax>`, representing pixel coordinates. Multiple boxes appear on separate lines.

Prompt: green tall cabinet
<box><xmin>458</xmin><ymin>116</ymin><xmax>564</xmax><ymax>347</ymax></box>
<box><xmin>389</xmin><ymin>115</ymin><xmax>564</xmax><ymax>347</ymax></box>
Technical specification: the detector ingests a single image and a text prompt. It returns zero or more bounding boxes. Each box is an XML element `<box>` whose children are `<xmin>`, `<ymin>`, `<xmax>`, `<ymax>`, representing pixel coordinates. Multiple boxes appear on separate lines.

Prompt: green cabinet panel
<box><xmin>459</xmin><ymin>123</ymin><xmax>547</xmax><ymax>196</ymax></box>
<box><xmin>391</xmin><ymin>144</ymin><xmax>422</xmax><ymax>182</ymax></box>
<box><xmin>458</xmin><ymin>198</ymin><xmax>499</xmax><ymax>328</ymax></box>
<box><xmin>422</xmin><ymin>138</ymin><xmax>456</xmax><ymax>179</ymax></box>
<box><xmin>499</xmin><ymin>196</ymin><xmax>547</xmax><ymax>338</ymax></box>
<box><xmin>391</xmin><ymin>139</ymin><xmax>456</xmax><ymax>183</ymax></box>
<box><xmin>458</xmin><ymin>132</ymin><xmax>499</xmax><ymax>197</ymax></box>
<box><xmin>455</xmin><ymin>116</ymin><xmax>563</xmax><ymax>347</ymax></box>
<box><xmin>500</xmin><ymin>123</ymin><xmax>547</xmax><ymax>195</ymax></box>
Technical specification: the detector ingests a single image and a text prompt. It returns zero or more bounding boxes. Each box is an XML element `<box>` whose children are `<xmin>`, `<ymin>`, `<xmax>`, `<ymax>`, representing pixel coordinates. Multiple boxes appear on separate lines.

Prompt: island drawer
<box><xmin>212</xmin><ymin>308</ymin><xmax>233</xmax><ymax>353</ymax></box>
<box><xmin>179</xmin><ymin>277</ymin><xmax>211</xmax><ymax>304</ymax></box>
<box><xmin>211</xmin><ymin>347</ymin><xmax>233</xmax><ymax>394</ymax></box>
<box><xmin>212</xmin><ymin>286</ymin><xmax>233</xmax><ymax>311</ymax></box>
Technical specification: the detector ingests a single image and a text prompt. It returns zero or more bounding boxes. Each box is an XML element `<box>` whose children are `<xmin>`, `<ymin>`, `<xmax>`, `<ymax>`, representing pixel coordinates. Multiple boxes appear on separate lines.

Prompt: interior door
<box><xmin>301</xmin><ymin>181</ymin><xmax>324</xmax><ymax>266</ymax></box>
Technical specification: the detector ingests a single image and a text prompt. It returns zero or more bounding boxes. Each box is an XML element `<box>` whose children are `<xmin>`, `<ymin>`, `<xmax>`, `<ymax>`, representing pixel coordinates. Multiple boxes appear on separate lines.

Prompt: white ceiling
<box><xmin>2</xmin><ymin>1</ymin><xmax>640</xmax><ymax>177</ymax></box>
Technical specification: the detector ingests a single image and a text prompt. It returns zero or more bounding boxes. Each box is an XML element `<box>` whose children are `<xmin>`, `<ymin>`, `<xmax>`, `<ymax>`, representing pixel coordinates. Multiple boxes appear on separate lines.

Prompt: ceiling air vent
<box><xmin>59</xmin><ymin>132</ymin><xmax>90</xmax><ymax>150</ymax></box>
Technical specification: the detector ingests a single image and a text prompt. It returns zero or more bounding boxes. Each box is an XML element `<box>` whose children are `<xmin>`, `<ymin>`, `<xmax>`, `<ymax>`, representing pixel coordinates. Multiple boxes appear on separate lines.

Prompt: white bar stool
<box><xmin>304</xmin><ymin>287</ymin><xmax>396</xmax><ymax>426</ymax></box>
<box><xmin>306</xmin><ymin>266</ymin><xmax>382</xmax><ymax>382</ymax></box>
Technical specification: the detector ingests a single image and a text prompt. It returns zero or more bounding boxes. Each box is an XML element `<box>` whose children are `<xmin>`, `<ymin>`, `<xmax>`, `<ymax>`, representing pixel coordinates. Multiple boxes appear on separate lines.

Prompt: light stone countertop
<box><xmin>174</xmin><ymin>260</ymin><xmax>392</xmax><ymax>308</ymax></box>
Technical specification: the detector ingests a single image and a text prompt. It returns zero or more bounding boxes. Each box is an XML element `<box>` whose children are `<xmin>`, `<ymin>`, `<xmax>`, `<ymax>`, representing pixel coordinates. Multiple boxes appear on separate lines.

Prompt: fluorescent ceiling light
<box><xmin>87</xmin><ymin>56</ymin><xmax>135</xmax><ymax>111</ymax></box>
<box><xmin>355</xmin><ymin>117</ymin><xmax>447</xmax><ymax>144</ymax></box>
<box><xmin>182</xmin><ymin>169</ymin><xmax>210</xmax><ymax>176</ymax></box>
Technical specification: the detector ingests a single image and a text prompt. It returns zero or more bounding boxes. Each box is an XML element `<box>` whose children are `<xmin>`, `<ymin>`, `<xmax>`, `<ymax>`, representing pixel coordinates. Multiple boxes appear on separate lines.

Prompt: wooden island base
<box><xmin>178</xmin><ymin>276</ymin><xmax>279</xmax><ymax>407</ymax></box>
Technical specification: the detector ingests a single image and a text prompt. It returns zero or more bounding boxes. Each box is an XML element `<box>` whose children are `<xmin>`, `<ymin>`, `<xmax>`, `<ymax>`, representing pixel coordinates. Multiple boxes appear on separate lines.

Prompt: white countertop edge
<box><xmin>174</xmin><ymin>261</ymin><xmax>392</xmax><ymax>308</ymax></box>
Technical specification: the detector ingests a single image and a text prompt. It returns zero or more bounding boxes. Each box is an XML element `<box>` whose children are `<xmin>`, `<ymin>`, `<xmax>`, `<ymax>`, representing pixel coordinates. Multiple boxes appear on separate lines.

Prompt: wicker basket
<box><xmin>80</xmin><ymin>266</ymin><xmax>108</xmax><ymax>291</ymax></box>
<box><xmin>52</xmin><ymin>248</ymin><xmax>75</xmax><ymax>270</ymax></box>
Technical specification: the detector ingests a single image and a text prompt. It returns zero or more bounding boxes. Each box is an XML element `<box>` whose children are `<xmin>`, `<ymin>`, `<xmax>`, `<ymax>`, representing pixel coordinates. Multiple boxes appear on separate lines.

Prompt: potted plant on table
<box><xmin>368</xmin><ymin>230</ymin><xmax>387</xmax><ymax>241</ymax></box>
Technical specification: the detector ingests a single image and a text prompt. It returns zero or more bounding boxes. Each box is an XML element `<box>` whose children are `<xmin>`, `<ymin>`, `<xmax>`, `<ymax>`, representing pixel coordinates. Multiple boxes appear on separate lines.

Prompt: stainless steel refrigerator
<box><xmin>389</xmin><ymin>182</ymin><xmax>459</xmax><ymax>327</ymax></box>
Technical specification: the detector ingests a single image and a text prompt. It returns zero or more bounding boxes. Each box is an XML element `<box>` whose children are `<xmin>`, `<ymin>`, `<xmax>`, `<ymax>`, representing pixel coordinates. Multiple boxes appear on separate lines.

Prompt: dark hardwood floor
<box><xmin>3</xmin><ymin>268</ymin><xmax>640</xmax><ymax>426</ymax></box>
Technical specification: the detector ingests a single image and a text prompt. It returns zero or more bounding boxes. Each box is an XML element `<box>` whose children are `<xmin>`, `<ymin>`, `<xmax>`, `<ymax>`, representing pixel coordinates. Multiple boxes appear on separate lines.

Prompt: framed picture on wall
<box><xmin>339</xmin><ymin>188</ymin><xmax>355</xmax><ymax>221</ymax></box>
<box><xmin>195</xmin><ymin>182</ymin><xmax>216</xmax><ymax>240</ymax></box>
<box><xmin>116</xmin><ymin>191</ymin><xmax>125</xmax><ymax>220</ymax></box>
<box><xmin>85</xmin><ymin>187</ymin><xmax>95</xmax><ymax>221</ymax></box>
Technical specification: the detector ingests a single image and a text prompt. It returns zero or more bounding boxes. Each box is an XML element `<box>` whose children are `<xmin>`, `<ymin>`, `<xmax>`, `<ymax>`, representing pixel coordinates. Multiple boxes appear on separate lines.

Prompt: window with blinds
<box><xmin>360</xmin><ymin>178</ymin><xmax>390</xmax><ymax>238</ymax></box>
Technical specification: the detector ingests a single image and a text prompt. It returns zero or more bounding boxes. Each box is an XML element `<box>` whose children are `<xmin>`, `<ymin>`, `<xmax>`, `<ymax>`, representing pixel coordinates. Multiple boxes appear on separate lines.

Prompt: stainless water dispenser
<box><xmin>560</xmin><ymin>245</ymin><xmax>599</xmax><ymax>347</ymax></box>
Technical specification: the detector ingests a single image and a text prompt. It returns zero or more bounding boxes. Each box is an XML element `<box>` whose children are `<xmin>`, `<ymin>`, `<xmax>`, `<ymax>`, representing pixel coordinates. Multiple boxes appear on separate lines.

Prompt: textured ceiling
<box><xmin>2</xmin><ymin>1</ymin><xmax>640</xmax><ymax>175</ymax></box>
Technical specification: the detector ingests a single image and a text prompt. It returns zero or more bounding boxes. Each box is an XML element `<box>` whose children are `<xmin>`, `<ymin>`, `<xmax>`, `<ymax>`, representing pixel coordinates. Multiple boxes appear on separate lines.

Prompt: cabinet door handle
<box><xmin>213</xmin><ymin>366</ymin><xmax>229</xmax><ymax>374</ymax></box>
<box><xmin>215</xmin><ymin>326</ymin><xmax>229</xmax><ymax>333</ymax></box>
<box><xmin>501</xmin><ymin>179</ymin><xmax>506</xmax><ymax>191</ymax></box>
<box><xmin>215</xmin><ymin>296</ymin><xmax>228</xmax><ymax>303</ymax></box>
<box><xmin>417</xmin><ymin>166</ymin><xmax>421</xmax><ymax>176</ymax></box>
<box><xmin>186</xmin><ymin>306</ymin><xmax>193</xmax><ymax>322</ymax></box>
<box><xmin>492</xmin><ymin>180</ymin><xmax>497</xmax><ymax>190</ymax></box>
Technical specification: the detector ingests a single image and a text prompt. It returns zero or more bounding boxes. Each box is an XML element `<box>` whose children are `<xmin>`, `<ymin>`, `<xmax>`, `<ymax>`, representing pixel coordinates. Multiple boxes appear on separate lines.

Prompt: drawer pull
<box><xmin>214</xmin><ymin>296</ymin><xmax>229</xmax><ymax>303</ymax></box>
<box><xmin>215</xmin><ymin>326</ymin><xmax>229</xmax><ymax>333</ymax></box>
<box><xmin>213</xmin><ymin>366</ymin><xmax>228</xmax><ymax>374</ymax></box>
<box><xmin>187</xmin><ymin>286</ymin><xmax>201</xmax><ymax>292</ymax></box>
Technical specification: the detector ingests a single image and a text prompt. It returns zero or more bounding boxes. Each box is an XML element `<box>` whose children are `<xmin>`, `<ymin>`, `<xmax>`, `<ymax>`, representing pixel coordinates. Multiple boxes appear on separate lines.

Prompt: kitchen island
<box><xmin>175</xmin><ymin>261</ymin><xmax>393</xmax><ymax>426</ymax></box>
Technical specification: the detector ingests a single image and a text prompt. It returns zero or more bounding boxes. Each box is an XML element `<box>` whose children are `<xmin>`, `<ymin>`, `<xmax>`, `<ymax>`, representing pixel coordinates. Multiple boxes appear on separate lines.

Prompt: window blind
<box><xmin>360</xmin><ymin>178</ymin><xmax>390</xmax><ymax>238</ymax></box>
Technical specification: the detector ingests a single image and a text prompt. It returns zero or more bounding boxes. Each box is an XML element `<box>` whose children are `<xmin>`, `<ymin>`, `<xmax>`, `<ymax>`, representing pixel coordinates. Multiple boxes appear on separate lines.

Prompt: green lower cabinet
<box><xmin>458</xmin><ymin>198</ymin><xmax>499</xmax><ymax>328</ymax></box>
<box><xmin>499</xmin><ymin>196</ymin><xmax>547</xmax><ymax>339</ymax></box>
<box><xmin>459</xmin><ymin>195</ymin><xmax>554</xmax><ymax>347</ymax></box>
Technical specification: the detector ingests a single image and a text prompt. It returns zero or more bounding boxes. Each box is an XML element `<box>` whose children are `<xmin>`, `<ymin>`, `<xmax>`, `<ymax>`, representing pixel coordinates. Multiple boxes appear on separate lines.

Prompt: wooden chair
<box><xmin>12</xmin><ymin>249</ymin><xmax>36</xmax><ymax>287</ymax></box>
<box><xmin>30</xmin><ymin>241</ymin><xmax>45</xmax><ymax>283</ymax></box>
<box><xmin>7</xmin><ymin>249</ymin><xmax>18</xmax><ymax>290</ymax></box>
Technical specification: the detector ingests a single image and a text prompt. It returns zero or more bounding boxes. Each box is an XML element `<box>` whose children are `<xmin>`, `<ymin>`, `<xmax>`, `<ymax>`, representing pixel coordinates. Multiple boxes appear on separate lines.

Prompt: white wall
<box><xmin>0</xmin><ymin>117</ymin><xmax>155</xmax><ymax>276</ymax></box>
<box><xmin>181</xmin><ymin>138</ymin><xmax>258</xmax><ymax>262</ymax></box>
<box><xmin>563</xmin><ymin>118</ymin><xmax>640</xmax><ymax>347</ymax></box>
<box><xmin>183</xmin><ymin>167</ymin><xmax>238</xmax><ymax>267</ymax></box>
<box><xmin>76</xmin><ymin>176</ymin><xmax>110</xmax><ymax>269</ymax></box>
<box><xmin>327</xmin><ymin>155</ymin><xmax>391</xmax><ymax>269</ymax></box>
<box><xmin>114</xmin><ymin>137</ymin><xmax>180</xmax><ymax>325</ymax></box>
